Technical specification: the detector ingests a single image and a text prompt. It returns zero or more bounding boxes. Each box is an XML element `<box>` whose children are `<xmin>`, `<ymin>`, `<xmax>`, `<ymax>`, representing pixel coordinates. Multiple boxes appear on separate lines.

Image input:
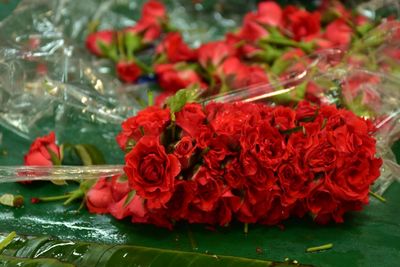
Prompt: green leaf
<box><xmin>166</xmin><ymin>87</ymin><xmax>201</xmax><ymax>120</ymax></box>
<box><xmin>124</xmin><ymin>32</ymin><xmax>142</xmax><ymax>58</ymax></box>
<box><xmin>61</xmin><ymin>144</ymin><xmax>83</xmax><ymax>166</ymax></box>
<box><xmin>0</xmin><ymin>194</ymin><xmax>24</xmax><ymax>208</ymax></box>
<box><xmin>79</xmin><ymin>144</ymin><xmax>106</xmax><ymax>165</ymax></box>
<box><xmin>74</xmin><ymin>145</ymin><xmax>93</xmax><ymax>166</ymax></box>
<box><xmin>0</xmin><ymin>234</ymin><xmax>310</xmax><ymax>267</ymax></box>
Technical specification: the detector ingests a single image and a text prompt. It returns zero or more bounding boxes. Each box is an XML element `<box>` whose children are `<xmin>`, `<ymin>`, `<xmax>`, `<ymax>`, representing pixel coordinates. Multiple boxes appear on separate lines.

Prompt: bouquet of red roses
<box><xmin>83</xmin><ymin>91</ymin><xmax>382</xmax><ymax>229</ymax></box>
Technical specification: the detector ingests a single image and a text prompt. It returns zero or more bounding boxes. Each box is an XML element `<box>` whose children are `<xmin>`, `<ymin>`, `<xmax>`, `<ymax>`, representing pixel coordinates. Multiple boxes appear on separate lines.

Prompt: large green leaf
<box><xmin>0</xmin><ymin>234</ymin><xmax>308</xmax><ymax>267</ymax></box>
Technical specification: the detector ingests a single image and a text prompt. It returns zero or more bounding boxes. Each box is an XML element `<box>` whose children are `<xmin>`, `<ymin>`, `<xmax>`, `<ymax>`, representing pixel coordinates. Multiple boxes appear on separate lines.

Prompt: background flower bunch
<box><xmin>85</xmin><ymin>0</ymin><xmax>400</xmax><ymax>110</ymax></box>
<box><xmin>84</xmin><ymin>95</ymin><xmax>382</xmax><ymax>229</ymax></box>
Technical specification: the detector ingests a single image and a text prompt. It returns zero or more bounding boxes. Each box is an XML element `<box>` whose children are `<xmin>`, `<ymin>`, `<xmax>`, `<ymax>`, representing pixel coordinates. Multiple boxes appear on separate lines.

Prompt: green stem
<box><xmin>117</xmin><ymin>31</ymin><xmax>126</xmax><ymax>60</ymax></box>
<box><xmin>0</xmin><ymin>232</ymin><xmax>16</xmax><ymax>250</ymax></box>
<box><xmin>369</xmin><ymin>191</ymin><xmax>386</xmax><ymax>203</ymax></box>
<box><xmin>38</xmin><ymin>195</ymin><xmax>71</xmax><ymax>202</ymax></box>
<box><xmin>244</xmin><ymin>223</ymin><xmax>249</xmax><ymax>234</ymax></box>
<box><xmin>306</xmin><ymin>243</ymin><xmax>333</xmax><ymax>253</ymax></box>
<box><xmin>133</xmin><ymin>56</ymin><xmax>152</xmax><ymax>74</ymax></box>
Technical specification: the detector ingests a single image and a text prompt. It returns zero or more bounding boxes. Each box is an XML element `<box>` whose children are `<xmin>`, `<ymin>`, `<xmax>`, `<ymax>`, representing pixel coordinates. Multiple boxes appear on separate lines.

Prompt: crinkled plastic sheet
<box><xmin>0</xmin><ymin>0</ymin><xmax>259</xmax><ymax>162</ymax></box>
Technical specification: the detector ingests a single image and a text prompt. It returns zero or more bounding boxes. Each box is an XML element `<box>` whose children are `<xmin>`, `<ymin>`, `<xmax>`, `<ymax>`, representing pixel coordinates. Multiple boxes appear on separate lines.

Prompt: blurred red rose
<box><xmin>85</xmin><ymin>30</ymin><xmax>115</xmax><ymax>57</ymax></box>
<box><xmin>156</xmin><ymin>32</ymin><xmax>197</xmax><ymax>63</ymax></box>
<box><xmin>283</xmin><ymin>6</ymin><xmax>321</xmax><ymax>41</ymax></box>
<box><xmin>155</xmin><ymin>63</ymin><xmax>205</xmax><ymax>93</ymax></box>
<box><xmin>116</xmin><ymin>61</ymin><xmax>142</xmax><ymax>83</ymax></box>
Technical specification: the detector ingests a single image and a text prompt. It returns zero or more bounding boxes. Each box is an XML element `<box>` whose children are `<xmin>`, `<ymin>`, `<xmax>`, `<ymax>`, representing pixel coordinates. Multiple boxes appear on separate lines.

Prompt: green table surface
<box><xmin>0</xmin><ymin>126</ymin><xmax>399</xmax><ymax>267</ymax></box>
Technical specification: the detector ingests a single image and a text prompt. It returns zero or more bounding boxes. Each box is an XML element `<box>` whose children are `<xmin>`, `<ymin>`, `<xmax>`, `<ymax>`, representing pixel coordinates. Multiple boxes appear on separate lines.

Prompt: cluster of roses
<box><xmin>85</xmin><ymin>101</ymin><xmax>382</xmax><ymax>229</ymax></box>
<box><xmin>85</xmin><ymin>0</ymin><xmax>378</xmax><ymax>104</ymax></box>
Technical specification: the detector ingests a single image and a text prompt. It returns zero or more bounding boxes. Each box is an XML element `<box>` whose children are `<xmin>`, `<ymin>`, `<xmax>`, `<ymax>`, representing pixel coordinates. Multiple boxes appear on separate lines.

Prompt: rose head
<box><xmin>283</xmin><ymin>6</ymin><xmax>321</xmax><ymax>41</ymax></box>
<box><xmin>86</xmin><ymin>178</ymin><xmax>113</xmax><ymax>214</ymax></box>
<box><xmin>156</xmin><ymin>32</ymin><xmax>197</xmax><ymax>63</ymax></box>
<box><xmin>175</xmin><ymin>103</ymin><xmax>207</xmax><ymax>137</ymax></box>
<box><xmin>124</xmin><ymin>136</ymin><xmax>181</xmax><ymax>209</ymax></box>
<box><xmin>155</xmin><ymin>63</ymin><xmax>205</xmax><ymax>93</ymax></box>
<box><xmin>85</xmin><ymin>30</ymin><xmax>115</xmax><ymax>57</ymax></box>
<box><xmin>116</xmin><ymin>106</ymin><xmax>170</xmax><ymax>151</ymax></box>
<box><xmin>325</xmin><ymin>18</ymin><xmax>353</xmax><ymax>47</ymax></box>
<box><xmin>198</xmin><ymin>41</ymin><xmax>235</xmax><ymax>69</ymax></box>
<box><xmin>24</xmin><ymin>132</ymin><xmax>60</xmax><ymax>167</ymax></box>
<box><xmin>116</xmin><ymin>61</ymin><xmax>142</xmax><ymax>83</ymax></box>
<box><xmin>173</xmin><ymin>136</ymin><xmax>196</xmax><ymax>169</ymax></box>
<box><xmin>256</xmin><ymin>1</ymin><xmax>283</xmax><ymax>27</ymax></box>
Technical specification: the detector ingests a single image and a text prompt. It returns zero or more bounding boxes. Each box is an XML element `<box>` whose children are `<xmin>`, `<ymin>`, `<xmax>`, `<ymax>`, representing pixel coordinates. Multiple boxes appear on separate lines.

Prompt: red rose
<box><xmin>86</xmin><ymin>178</ymin><xmax>113</xmax><ymax>214</ymax></box>
<box><xmin>116</xmin><ymin>61</ymin><xmax>142</xmax><ymax>83</ymax></box>
<box><xmin>156</xmin><ymin>32</ymin><xmax>197</xmax><ymax>63</ymax></box>
<box><xmin>272</xmin><ymin>106</ymin><xmax>296</xmax><ymax>131</ymax></box>
<box><xmin>108</xmin><ymin>194</ymin><xmax>148</xmax><ymax>222</ymax></box>
<box><xmin>304</xmin><ymin>134</ymin><xmax>337</xmax><ymax>173</ymax></box>
<box><xmin>24</xmin><ymin>132</ymin><xmax>60</xmax><ymax>167</ymax></box>
<box><xmin>238</xmin><ymin>13</ymin><xmax>269</xmax><ymax>43</ymax></box>
<box><xmin>260</xmin><ymin>191</ymin><xmax>290</xmax><ymax>225</ymax></box>
<box><xmin>155</xmin><ymin>63</ymin><xmax>205</xmax><ymax>93</ymax></box>
<box><xmin>278</xmin><ymin>162</ymin><xmax>309</xmax><ymax>205</ymax></box>
<box><xmin>247</xmin><ymin>65</ymin><xmax>269</xmax><ymax>86</ymax></box>
<box><xmin>256</xmin><ymin>1</ymin><xmax>283</xmax><ymax>27</ymax></box>
<box><xmin>217</xmin><ymin>57</ymin><xmax>248</xmax><ymax>89</ymax></box>
<box><xmin>173</xmin><ymin>136</ymin><xmax>196</xmax><ymax>169</ymax></box>
<box><xmin>224</xmin><ymin>158</ymin><xmax>247</xmax><ymax>189</ymax></box>
<box><xmin>85</xmin><ymin>30</ymin><xmax>115</xmax><ymax>57</ymax></box>
<box><xmin>110</xmin><ymin>175</ymin><xmax>131</xmax><ymax>202</ymax></box>
<box><xmin>242</xmin><ymin>120</ymin><xmax>288</xmax><ymax>170</ymax></box>
<box><xmin>192</xmin><ymin>167</ymin><xmax>224</xmax><ymax>212</ymax></box>
<box><xmin>127</xmin><ymin>0</ymin><xmax>167</xmax><ymax>43</ymax></box>
<box><xmin>141</xmin><ymin>0</ymin><xmax>167</xmax><ymax>24</ymax></box>
<box><xmin>124</xmin><ymin>136</ymin><xmax>181</xmax><ymax>209</ymax></box>
<box><xmin>236</xmin><ymin>186</ymin><xmax>280</xmax><ymax>223</ymax></box>
<box><xmin>198</xmin><ymin>41</ymin><xmax>235</xmax><ymax>68</ymax></box>
<box><xmin>166</xmin><ymin>180</ymin><xmax>195</xmax><ymax>220</ymax></box>
<box><xmin>327</xmin><ymin>152</ymin><xmax>382</xmax><ymax>202</ymax></box>
<box><xmin>325</xmin><ymin>19</ymin><xmax>353</xmax><ymax>47</ymax></box>
<box><xmin>307</xmin><ymin>186</ymin><xmax>339</xmax><ymax>224</ymax></box>
<box><xmin>283</xmin><ymin>6</ymin><xmax>321</xmax><ymax>41</ymax></box>
<box><xmin>116</xmin><ymin>106</ymin><xmax>170</xmax><ymax>151</ymax></box>
<box><xmin>175</xmin><ymin>103</ymin><xmax>206</xmax><ymax>137</ymax></box>
<box><xmin>218</xmin><ymin>57</ymin><xmax>267</xmax><ymax>89</ymax></box>
<box><xmin>295</xmin><ymin>101</ymin><xmax>318</xmax><ymax>121</ymax></box>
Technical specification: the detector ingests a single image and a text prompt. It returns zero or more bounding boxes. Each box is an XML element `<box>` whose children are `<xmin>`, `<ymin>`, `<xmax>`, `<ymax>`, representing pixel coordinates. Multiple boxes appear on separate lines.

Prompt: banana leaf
<box><xmin>0</xmin><ymin>234</ymin><xmax>309</xmax><ymax>267</ymax></box>
<box><xmin>0</xmin><ymin>255</ymin><xmax>74</xmax><ymax>267</ymax></box>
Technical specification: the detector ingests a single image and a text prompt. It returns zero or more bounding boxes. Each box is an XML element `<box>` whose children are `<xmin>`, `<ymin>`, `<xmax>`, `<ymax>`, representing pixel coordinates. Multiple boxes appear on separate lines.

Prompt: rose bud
<box><xmin>173</xmin><ymin>136</ymin><xmax>196</xmax><ymax>169</ymax></box>
<box><xmin>156</xmin><ymin>32</ymin><xmax>197</xmax><ymax>63</ymax></box>
<box><xmin>155</xmin><ymin>63</ymin><xmax>205</xmax><ymax>93</ymax></box>
<box><xmin>86</xmin><ymin>178</ymin><xmax>113</xmax><ymax>214</ymax></box>
<box><xmin>85</xmin><ymin>30</ymin><xmax>115</xmax><ymax>57</ymax></box>
<box><xmin>24</xmin><ymin>132</ymin><xmax>60</xmax><ymax>167</ymax></box>
<box><xmin>116</xmin><ymin>61</ymin><xmax>142</xmax><ymax>83</ymax></box>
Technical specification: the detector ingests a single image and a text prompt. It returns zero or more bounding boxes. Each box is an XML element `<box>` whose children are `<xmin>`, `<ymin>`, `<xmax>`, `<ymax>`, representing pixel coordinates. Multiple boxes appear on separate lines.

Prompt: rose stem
<box><xmin>244</xmin><ymin>223</ymin><xmax>248</xmax><ymax>235</ymax></box>
<box><xmin>306</xmin><ymin>243</ymin><xmax>333</xmax><ymax>253</ymax></box>
<box><xmin>187</xmin><ymin>225</ymin><xmax>198</xmax><ymax>251</ymax></box>
<box><xmin>369</xmin><ymin>191</ymin><xmax>387</xmax><ymax>203</ymax></box>
<box><xmin>37</xmin><ymin>195</ymin><xmax>71</xmax><ymax>202</ymax></box>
